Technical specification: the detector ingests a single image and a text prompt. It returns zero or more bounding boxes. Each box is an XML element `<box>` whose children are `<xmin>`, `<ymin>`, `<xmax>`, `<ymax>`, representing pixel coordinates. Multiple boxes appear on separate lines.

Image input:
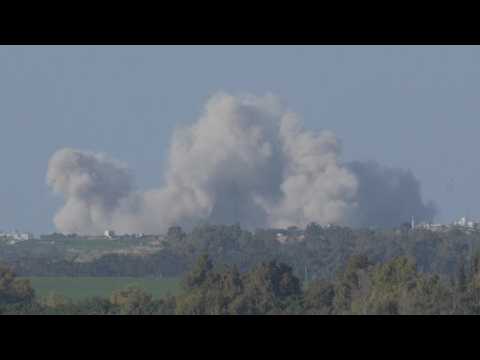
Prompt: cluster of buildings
<box><xmin>275</xmin><ymin>228</ymin><xmax>305</xmax><ymax>243</ymax></box>
<box><xmin>103</xmin><ymin>230</ymin><xmax>146</xmax><ymax>239</ymax></box>
<box><xmin>412</xmin><ymin>216</ymin><xmax>480</xmax><ymax>233</ymax></box>
<box><xmin>4</xmin><ymin>217</ymin><xmax>480</xmax><ymax>247</ymax></box>
<box><xmin>0</xmin><ymin>228</ymin><xmax>149</xmax><ymax>245</ymax></box>
<box><xmin>0</xmin><ymin>230</ymin><xmax>35</xmax><ymax>244</ymax></box>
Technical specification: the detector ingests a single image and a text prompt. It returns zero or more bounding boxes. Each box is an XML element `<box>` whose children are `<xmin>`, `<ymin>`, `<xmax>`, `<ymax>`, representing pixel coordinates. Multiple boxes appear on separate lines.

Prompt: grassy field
<box><xmin>22</xmin><ymin>277</ymin><xmax>182</xmax><ymax>301</ymax></box>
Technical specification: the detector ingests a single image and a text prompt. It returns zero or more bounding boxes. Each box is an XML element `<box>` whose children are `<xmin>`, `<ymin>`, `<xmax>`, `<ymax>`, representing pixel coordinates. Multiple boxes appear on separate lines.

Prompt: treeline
<box><xmin>146</xmin><ymin>252</ymin><xmax>480</xmax><ymax>315</ymax></box>
<box><xmin>3</xmin><ymin>253</ymin><xmax>480</xmax><ymax>315</ymax></box>
<box><xmin>5</xmin><ymin>223</ymin><xmax>480</xmax><ymax>282</ymax></box>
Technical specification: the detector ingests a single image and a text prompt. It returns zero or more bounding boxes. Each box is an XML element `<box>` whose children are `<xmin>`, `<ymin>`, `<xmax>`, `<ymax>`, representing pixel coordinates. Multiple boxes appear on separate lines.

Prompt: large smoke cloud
<box><xmin>346</xmin><ymin>161</ymin><xmax>436</xmax><ymax>228</ymax></box>
<box><xmin>47</xmin><ymin>92</ymin><xmax>435</xmax><ymax>235</ymax></box>
<box><xmin>46</xmin><ymin>149</ymin><xmax>134</xmax><ymax>234</ymax></box>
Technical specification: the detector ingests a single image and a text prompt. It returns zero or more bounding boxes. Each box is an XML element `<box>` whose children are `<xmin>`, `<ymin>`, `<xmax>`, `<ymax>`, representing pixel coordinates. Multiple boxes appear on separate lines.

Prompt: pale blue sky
<box><xmin>1</xmin><ymin>45</ymin><xmax>479</xmax><ymax>233</ymax></box>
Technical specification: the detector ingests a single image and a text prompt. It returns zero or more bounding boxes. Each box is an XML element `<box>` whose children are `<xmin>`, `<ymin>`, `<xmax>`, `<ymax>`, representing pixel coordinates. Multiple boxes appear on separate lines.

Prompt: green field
<box><xmin>23</xmin><ymin>277</ymin><xmax>182</xmax><ymax>301</ymax></box>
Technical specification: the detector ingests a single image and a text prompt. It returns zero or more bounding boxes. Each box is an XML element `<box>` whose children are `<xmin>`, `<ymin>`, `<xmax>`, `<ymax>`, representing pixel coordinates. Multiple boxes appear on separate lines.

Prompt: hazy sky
<box><xmin>1</xmin><ymin>45</ymin><xmax>479</xmax><ymax>233</ymax></box>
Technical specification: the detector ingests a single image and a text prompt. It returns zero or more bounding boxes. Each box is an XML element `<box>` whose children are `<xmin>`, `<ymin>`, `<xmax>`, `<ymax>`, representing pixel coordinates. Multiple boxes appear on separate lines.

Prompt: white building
<box><xmin>276</xmin><ymin>233</ymin><xmax>288</xmax><ymax>243</ymax></box>
<box><xmin>453</xmin><ymin>217</ymin><xmax>476</xmax><ymax>228</ymax></box>
<box><xmin>415</xmin><ymin>216</ymin><xmax>480</xmax><ymax>233</ymax></box>
<box><xmin>104</xmin><ymin>230</ymin><xmax>116</xmax><ymax>239</ymax></box>
<box><xmin>0</xmin><ymin>230</ymin><xmax>34</xmax><ymax>243</ymax></box>
<box><xmin>416</xmin><ymin>223</ymin><xmax>446</xmax><ymax>232</ymax></box>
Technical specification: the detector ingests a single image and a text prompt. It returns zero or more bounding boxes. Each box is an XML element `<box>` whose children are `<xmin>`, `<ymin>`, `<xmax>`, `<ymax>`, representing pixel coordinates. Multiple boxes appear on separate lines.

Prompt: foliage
<box><xmin>0</xmin><ymin>264</ymin><xmax>34</xmax><ymax>304</ymax></box>
<box><xmin>7</xmin><ymin>223</ymin><xmax>480</xmax><ymax>285</ymax></box>
<box><xmin>5</xmin><ymin>221</ymin><xmax>480</xmax><ymax>314</ymax></box>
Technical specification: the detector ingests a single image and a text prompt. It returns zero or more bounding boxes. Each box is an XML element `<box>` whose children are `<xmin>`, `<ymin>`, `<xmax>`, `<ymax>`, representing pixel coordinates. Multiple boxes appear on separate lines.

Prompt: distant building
<box><xmin>275</xmin><ymin>228</ymin><xmax>305</xmax><ymax>243</ymax></box>
<box><xmin>453</xmin><ymin>217</ymin><xmax>476</xmax><ymax>228</ymax></box>
<box><xmin>414</xmin><ymin>216</ymin><xmax>480</xmax><ymax>233</ymax></box>
<box><xmin>416</xmin><ymin>223</ymin><xmax>446</xmax><ymax>232</ymax></box>
<box><xmin>104</xmin><ymin>230</ymin><xmax>116</xmax><ymax>239</ymax></box>
<box><xmin>0</xmin><ymin>230</ymin><xmax>34</xmax><ymax>244</ymax></box>
<box><xmin>276</xmin><ymin>232</ymin><xmax>288</xmax><ymax>243</ymax></box>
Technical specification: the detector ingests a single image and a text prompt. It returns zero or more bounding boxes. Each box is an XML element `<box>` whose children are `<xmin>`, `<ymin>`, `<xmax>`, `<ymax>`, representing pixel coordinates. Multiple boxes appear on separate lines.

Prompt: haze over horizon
<box><xmin>1</xmin><ymin>46</ymin><xmax>480</xmax><ymax>233</ymax></box>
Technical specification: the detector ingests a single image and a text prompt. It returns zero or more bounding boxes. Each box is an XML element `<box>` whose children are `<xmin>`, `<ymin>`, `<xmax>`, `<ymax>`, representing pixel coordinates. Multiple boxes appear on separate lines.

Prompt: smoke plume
<box><xmin>47</xmin><ymin>92</ymin><xmax>435</xmax><ymax>235</ymax></box>
<box><xmin>346</xmin><ymin>161</ymin><xmax>436</xmax><ymax>228</ymax></box>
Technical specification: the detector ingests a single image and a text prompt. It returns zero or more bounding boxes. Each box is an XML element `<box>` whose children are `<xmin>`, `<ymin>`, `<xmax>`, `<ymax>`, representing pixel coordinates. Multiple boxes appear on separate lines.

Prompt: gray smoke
<box><xmin>47</xmin><ymin>92</ymin><xmax>436</xmax><ymax>235</ymax></box>
<box><xmin>346</xmin><ymin>161</ymin><xmax>436</xmax><ymax>228</ymax></box>
<box><xmin>46</xmin><ymin>148</ymin><xmax>134</xmax><ymax>234</ymax></box>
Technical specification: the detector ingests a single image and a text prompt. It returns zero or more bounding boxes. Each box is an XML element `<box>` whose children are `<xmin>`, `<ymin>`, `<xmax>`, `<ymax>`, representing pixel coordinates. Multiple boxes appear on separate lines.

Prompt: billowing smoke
<box><xmin>346</xmin><ymin>161</ymin><xmax>436</xmax><ymax>228</ymax></box>
<box><xmin>46</xmin><ymin>149</ymin><xmax>134</xmax><ymax>234</ymax></box>
<box><xmin>47</xmin><ymin>92</ymin><xmax>435</xmax><ymax>235</ymax></box>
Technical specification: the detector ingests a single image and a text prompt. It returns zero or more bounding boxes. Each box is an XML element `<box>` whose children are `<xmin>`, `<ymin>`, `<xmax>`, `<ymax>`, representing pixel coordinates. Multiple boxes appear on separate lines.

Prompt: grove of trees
<box><xmin>4</xmin><ymin>223</ymin><xmax>480</xmax><ymax>283</ymax></box>
<box><xmin>4</xmin><ymin>251</ymin><xmax>480</xmax><ymax>315</ymax></box>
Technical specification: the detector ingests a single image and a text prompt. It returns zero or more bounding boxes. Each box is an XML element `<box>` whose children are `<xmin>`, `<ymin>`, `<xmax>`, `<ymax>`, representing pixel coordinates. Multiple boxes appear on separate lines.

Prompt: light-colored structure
<box><xmin>414</xmin><ymin>216</ymin><xmax>480</xmax><ymax>233</ymax></box>
<box><xmin>104</xmin><ymin>230</ymin><xmax>116</xmax><ymax>239</ymax></box>
<box><xmin>453</xmin><ymin>216</ymin><xmax>476</xmax><ymax>228</ymax></box>
<box><xmin>416</xmin><ymin>223</ymin><xmax>447</xmax><ymax>232</ymax></box>
<box><xmin>276</xmin><ymin>233</ymin><xmax>288</xmax><ymax>243</ymax></box>
<box><xmin>0</xmin><ymin>230</ymin><xmax>34</xmax><ymax>243</ymax></box>
<box><xmin>275</xmin><ymin>229</ymin><xmax>305</xmax><ymax>243</ymax></box>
